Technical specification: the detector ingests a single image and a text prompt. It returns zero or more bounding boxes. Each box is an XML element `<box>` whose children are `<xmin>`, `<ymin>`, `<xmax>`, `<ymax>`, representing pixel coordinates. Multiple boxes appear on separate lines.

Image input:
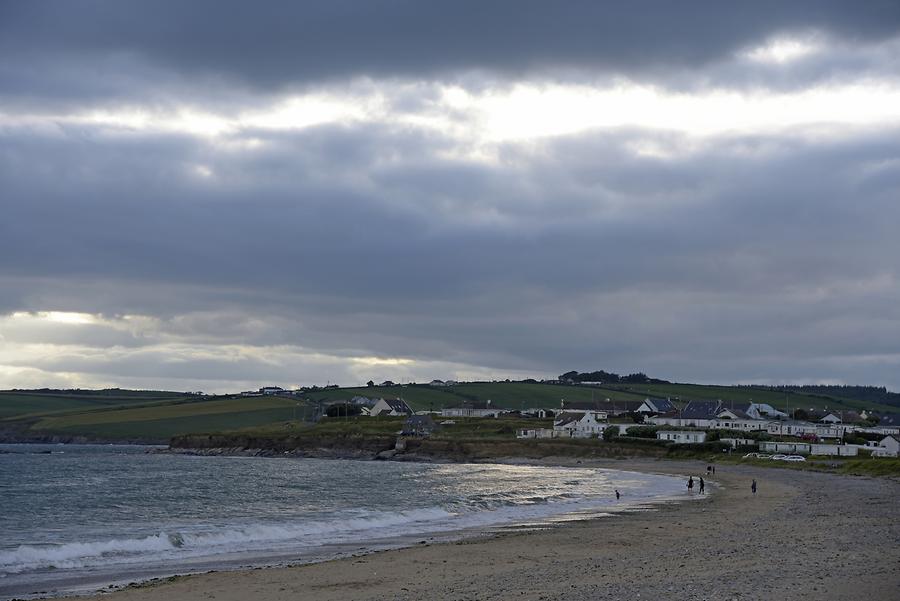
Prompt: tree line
<box><xmin>558</xmin><ymin>370</ymin><xmax>670</xmax><ymax>385</ymax></box>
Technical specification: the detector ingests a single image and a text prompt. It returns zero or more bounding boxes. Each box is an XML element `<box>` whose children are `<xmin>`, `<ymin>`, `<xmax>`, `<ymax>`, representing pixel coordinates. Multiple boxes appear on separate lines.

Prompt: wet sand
<box><xmin>68</xmin><ymin>459</ymin><xmax>900</xmax><ymax>601</ymax></box>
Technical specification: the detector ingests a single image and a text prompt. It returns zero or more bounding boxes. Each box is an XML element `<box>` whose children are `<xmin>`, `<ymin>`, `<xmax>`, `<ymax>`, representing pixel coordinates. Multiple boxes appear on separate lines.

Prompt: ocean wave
<box><xmin>0</xmin><ymin>506</ymin><xmax>454</xmax><ymax>574</ymax></box>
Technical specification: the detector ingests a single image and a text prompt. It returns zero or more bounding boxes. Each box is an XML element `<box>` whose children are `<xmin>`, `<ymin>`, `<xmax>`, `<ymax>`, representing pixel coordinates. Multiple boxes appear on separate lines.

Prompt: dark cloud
<box><xmin>1</xmin><ymin>0</ymin><xmax>899</xmax><ymax>107</ymax></box>
<box><xmin>2</xmin><ymin>2</ymin><xmax>899</xmax><ymax>390</ymax></box>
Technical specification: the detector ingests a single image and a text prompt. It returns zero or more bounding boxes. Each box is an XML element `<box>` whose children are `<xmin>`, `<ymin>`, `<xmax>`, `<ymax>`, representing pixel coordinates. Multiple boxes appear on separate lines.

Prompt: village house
<box><xmin>656</xmin><ymin>430</ymin><xmax>707</xmax><ymax>444</ymax></box>
<box><xmin>369</xmin><ymin>398</ymin><xmax>414</xmax><ymax>417</ymax></box>
<box><xmin>441</xmin><ymin>401</ymin><xmax>506</xmax><ymax>418</ymax></box>
<box><xmin>552</xmin><ymin>411</ymin><xmax>607</xmax><ymax>438</ymax></box>
<box><xmin>558</xmin><ymin>400</ymin><xmax>637</xmax><ymax>416</ymax></box>
<box><xmin>872</xmin><ymin>435</ymin><xmax>900</xmax><ymax>457</ymax></box>
<box><xmin>650</xmin><ymin>400</ymin><xmax>786</xmax><ymax>432</ymax></box>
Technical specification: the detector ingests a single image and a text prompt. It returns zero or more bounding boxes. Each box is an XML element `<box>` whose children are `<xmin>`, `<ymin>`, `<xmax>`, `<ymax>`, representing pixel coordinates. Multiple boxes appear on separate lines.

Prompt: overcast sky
<box><xmin>2</xmin><ymin>1</ymin><xmax>900</xmax><ymax>393</ymax></box>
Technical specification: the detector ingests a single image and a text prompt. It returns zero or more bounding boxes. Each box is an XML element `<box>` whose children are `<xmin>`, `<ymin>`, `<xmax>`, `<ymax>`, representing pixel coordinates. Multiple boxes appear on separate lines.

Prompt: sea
<box><xmin>0</xmin><ymin>444</ymin><xmax>690</xmax><ymax>599</ymax></box>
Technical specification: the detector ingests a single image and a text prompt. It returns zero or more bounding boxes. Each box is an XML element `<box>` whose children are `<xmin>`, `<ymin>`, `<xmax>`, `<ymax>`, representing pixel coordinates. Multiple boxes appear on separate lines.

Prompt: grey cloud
<box><xmin>2</xmin><ymin>120</ymin><xmax>900</xmax><ymax>388</ymax></box>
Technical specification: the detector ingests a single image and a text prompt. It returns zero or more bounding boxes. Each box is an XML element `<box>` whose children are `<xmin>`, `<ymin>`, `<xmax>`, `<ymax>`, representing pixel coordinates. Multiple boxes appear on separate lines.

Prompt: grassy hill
<box><xmin>303</xmin><ymin>382</ymin><xmax>647</xmax><ymax>411</ymax></box>
<box><xmin>1</xmin><ymin>381</ymin><xmax>897</xmax><ymax>443</ymax></box>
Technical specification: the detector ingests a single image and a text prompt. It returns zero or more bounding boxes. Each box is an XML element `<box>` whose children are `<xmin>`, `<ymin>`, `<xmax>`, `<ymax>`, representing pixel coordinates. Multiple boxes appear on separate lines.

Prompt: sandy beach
<box><xmin>70</xmin><ymin>459</ymin><xmax>899</xmax><ymax>601</ymax></box>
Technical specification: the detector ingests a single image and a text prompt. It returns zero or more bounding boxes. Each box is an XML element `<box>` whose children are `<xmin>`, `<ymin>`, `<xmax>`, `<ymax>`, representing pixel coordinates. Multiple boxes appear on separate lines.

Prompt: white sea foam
<box><xmin>0</xmin><ymin>506</ymin><xmax>456</xmax><ymax>574</ymax></box>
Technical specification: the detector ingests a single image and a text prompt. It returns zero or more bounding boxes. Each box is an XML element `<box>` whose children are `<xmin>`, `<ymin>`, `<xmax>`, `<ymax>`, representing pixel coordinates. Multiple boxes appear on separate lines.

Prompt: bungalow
<box><xmin>759</xmin><ymin>441</ymin><xmax>811</xmax><ymax>454</ymax></box>
<box><xmin>370</xmin><ymin>398</ymin><xmax>414</xmax><ymax>417</ymax></box>
<box><xmin>656</xmin><ymin>430</ymin><xmax>707</xmax><ymax>444</ymax></box>
<box><xmin>553</xmin><ymin>411</ymin><xmax>607</xmax><ymax>438</ymax></box>
<box><xmin>517</xmin><ymin>428</ymin><xmax>557</xmax><ymax>439</ymax></box>
<box><xmin>810</xmin><ymin>443</ymin><xmax>858</xmax><ymax>456</ymax></box>
<box><xmin>441</xmin><ymin>401</ymin><xmax>506</xmax><ymax>418</ymax></box>
<box><xmin>720</xmin><ymin>438</ymin><xmax>757</xmax><ymax>448</ymax></box>
<box><xmin>766</xmin><ymin>420</ymin><xmax>842</xmax><ymax>439</ymax></box>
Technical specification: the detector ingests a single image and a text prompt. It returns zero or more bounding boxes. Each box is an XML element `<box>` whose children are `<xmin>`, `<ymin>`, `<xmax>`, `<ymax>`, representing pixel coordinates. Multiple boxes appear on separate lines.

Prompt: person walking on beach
<box><xmin>699</xmin><ymin>477</ymin><xmax>705</xmax><ymax>494</ymax></box>
<box><xmin>687</xmin><ymin>476</ymin><xmax>694</xmax><ymax>492</ymax></box>
<box><xmin>615</xmin><ymin>489</ymin><xmax>620</xmax><ymax>500</ymax></box>
<box><xmin>706</xmin><ymin>465</ymin><xmax>711</xmax><ymax>475</ymax></box>
<box><xmin>751</xmin><ymin>479</ymin><xmax>757</xmax><ymax>495</ymax></box>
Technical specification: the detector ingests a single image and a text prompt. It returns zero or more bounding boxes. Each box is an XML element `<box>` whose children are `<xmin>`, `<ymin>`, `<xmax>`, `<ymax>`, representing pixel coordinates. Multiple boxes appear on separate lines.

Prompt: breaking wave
<box><xmin>0</xmin><ymin>506</ymin><xmax>454</xmax><ymax>574</ymax></box>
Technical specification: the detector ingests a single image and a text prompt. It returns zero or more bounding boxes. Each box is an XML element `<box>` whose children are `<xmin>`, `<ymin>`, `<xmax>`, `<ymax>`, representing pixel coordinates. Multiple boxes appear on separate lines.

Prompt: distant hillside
<box><xmin>757</xmin><ymin>385</ymin><xmax>900</xmax><ymax>409</ymax></box>
<box><xmin>1</xmin><ymin>380</ymin><xmax>897</xmax><ymax>443</ymax></box>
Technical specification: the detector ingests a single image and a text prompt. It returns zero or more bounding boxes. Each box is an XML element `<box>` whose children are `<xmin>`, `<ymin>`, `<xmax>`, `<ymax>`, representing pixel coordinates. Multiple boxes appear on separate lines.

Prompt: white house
<box><xmin>656</xmin><ymin>430</ymin><xmax>707</xmax><ymax>444</ymax></box>
<box><xmin>553</xmin><ymin>411</ymin><xmax>607</xmax><ymax>438</ymax></box>
<box><xmin>873</xmin><ymin>435</ymin><xmax>900</xmax><ymax>457</ymax></box>
<box><xmin>369</xmin><ymin>398</ymin><xmax>414</xmax><ymax>416</ymax></box>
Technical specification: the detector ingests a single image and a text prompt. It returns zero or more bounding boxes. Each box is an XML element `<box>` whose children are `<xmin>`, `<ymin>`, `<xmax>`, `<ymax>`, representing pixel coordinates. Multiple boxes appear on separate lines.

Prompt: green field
<box><xmin>0</xmin><ymin>390</ymin><xmax>193</xmax><ymax>419</ymax></box>
<box><xmin>32</xmin><ymin>397</ymin><xmax>302</xmax><ymax>439</ymax></box>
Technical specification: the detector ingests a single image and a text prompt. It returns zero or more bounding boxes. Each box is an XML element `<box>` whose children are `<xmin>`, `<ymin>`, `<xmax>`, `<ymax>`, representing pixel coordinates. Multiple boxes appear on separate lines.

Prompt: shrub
<box><xmin>603</xmin><ymin>425</ymin><xmax>619</xmax><ymax>441</ymax></box>
<box><xmin>625</xmin><ymin>426</ymin><xmax>660</xmax><ymax>439</ymax></box>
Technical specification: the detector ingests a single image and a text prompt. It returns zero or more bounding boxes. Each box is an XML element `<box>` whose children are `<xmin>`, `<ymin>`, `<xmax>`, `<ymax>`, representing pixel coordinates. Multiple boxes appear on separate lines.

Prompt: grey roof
<box><xmin>680</xmin><ymin>400</ymin><xmax>722</xmax><ymax>420</ymax></box>
<box><xmin>643</xmin><ymin>398</ymin><xmax>677</xmax><ymax>413</ymax></box>
<box><xmin>874</xmin><ymin>413</ymin><xmax>900</xmax><ymax>427</ymax></box>
<box><xmin>552</xmin><ymin>400</ymin><xmax>641</xmax><ymax>414</ymax></box>
<box><xmin>381</xmin><ymin>398</ymin><xmax>413</xmax><ymax>414</ymax></box>
<box><xmin>554</xmin><ymin>412</ymin><xmax>584</xmax><ymax>427</ymax></box>
<box><xmin>717</xmin><ymin>406</ymin><xmax>751</xmax><ymax>419</ymax></box>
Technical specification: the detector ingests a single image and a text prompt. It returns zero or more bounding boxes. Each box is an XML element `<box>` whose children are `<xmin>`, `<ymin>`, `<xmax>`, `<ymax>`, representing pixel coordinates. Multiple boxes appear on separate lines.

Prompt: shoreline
<box><xmin>48</xmin><ymin>456</ymin><xmax>900</xmax><ymax>601</ymax></box>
